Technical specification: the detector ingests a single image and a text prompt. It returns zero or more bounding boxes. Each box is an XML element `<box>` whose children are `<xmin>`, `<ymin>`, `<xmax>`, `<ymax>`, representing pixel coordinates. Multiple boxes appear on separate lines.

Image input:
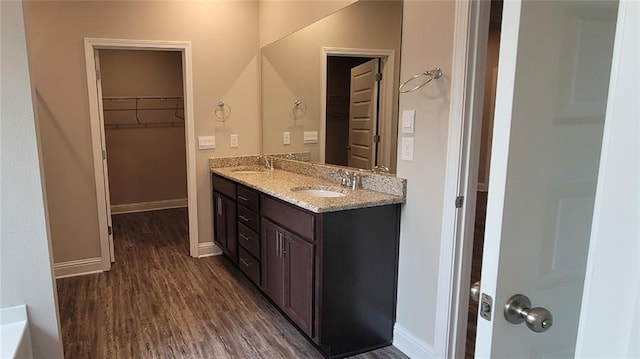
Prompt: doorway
<box><xmin>325</xmin><ymin>56</ymin><xmax>381</xmax><ymax>169</ymax></box>
<box><xmin>84</xmin><ymin>39</ymin><xmax>199</xmax><ymax>270</ymax></box>
<box><xmin>320</xmin><ymin>48</ymin><xmax>397</xmax><ymax>172</ymax></box>
<box><xmin>98</xmin><ymin>49</ymin><xmax>188</xmax><ymax>259</ymax></box>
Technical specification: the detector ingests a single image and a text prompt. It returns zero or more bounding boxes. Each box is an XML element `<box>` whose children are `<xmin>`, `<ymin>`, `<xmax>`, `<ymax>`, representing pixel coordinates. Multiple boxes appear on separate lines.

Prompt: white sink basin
<box><xmin>291</xmin><ymin>187</ymin><xmax>347</xmax><ymax>198</ymax></box>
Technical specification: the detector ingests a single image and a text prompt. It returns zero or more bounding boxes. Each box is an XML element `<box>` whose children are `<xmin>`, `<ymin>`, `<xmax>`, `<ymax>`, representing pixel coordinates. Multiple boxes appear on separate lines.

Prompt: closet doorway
<box><xmin>85</xmin><ymin>39</ymin><xmax>199</xmax><ymax>270</ymax></box>
<box><xmin>325</xmin><ymin>56</ymin><xmax>381</xmax><ymax>169</ymax></box>
<box><xmin>320</xmin><ymin>48</ymin><xmax>397</xmax><ymax>173</ymax></box>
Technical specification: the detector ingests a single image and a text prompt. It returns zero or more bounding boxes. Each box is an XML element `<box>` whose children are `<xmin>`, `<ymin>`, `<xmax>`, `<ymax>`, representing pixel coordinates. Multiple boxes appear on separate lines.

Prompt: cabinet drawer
<box><xmin>212</xmin><ymin>175</ymin><xmax>236</xmax><ymax>200</ymax></box>
<box><xmin>237</xmin><ymin>205</ymin><xmax>259</xmax><ymax>232</ymax></box>
<box><xmin>238</xmin><ymin>247</ymin><xmax>260</xmax><ymax>286</ymax></box>
<box><xmin>236</xmin><ymin>185</ymin><xmax>259</xmax><ymax>212</ymax></box>
<box><xmin>238</xmin><ymin>223</ymin><xmax>259</xmax><ymax>259</ymax></box>
<box><xmin>261</xmin><ymin>195</ymin><xmax>315</xmax><ymax>241</ymax></box>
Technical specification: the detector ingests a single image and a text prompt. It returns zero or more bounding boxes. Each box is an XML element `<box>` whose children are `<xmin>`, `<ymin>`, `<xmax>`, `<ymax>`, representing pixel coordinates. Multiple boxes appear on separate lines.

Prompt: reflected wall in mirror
<box><xmin>261</xmin><ymin>0</ymin><xmax>402</xmax><ymax>173</ymax></box>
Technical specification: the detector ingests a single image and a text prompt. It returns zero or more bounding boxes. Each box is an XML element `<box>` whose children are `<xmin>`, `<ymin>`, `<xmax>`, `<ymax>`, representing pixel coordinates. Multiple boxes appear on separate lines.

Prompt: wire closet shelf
<box><xmin>102</xmin><ymin>96</ymin><xmax>185</xmax><ymax>129</ymax></box>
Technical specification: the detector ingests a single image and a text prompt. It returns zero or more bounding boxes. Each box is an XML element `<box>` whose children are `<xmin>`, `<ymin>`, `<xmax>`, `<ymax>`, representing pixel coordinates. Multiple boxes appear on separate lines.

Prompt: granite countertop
<box><xmin>211</xmin><ymin>166</ymin><xmax>404</xmax><ymax>213</ymax></box>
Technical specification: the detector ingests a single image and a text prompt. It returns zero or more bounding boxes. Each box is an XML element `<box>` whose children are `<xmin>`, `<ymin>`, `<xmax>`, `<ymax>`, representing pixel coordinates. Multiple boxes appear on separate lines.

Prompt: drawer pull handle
<box><xmin>240</xmin><ymin>258</ymin><xmax>251</xmax><ymax>267</ymax></box>
<box><xmin>239</xmin><ymin>233</ymin><xmax>251</xmax><ymax>241</ymax></box>
<box><xmin>238</xmin><ymin>195</ymin><xmax>249</xmax><ymax>202</ymax></box>
<box><xmin>238</xmin><ymin>215</ymin><xmax>250</xmax><ymax>222</ymax></box>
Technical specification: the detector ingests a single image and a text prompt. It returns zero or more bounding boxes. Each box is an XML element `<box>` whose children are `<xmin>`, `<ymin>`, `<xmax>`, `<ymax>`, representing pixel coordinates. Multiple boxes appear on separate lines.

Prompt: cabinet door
<box><xmin>213</xmin><ymin>192</ymin><xmax>226</xmax><ymax>250</ymax></box>
<box><xmin>224</xmin><ymin>195</ymin><xmax>237</xmax><ymax>263</ymax></box>
<box><xmin>284</xmin><ymin>231</ymin><xmax>314</xmax><ymax>337</ymax></box>
<box><xmin>214</xmin><ymin>192</ymin><xmax>237</xmax><ymax>263</ymax></box>
<box><xmin>261</xmin><ymin>219</ymin><xmax>284</xmax><ymax>307</ymax></box>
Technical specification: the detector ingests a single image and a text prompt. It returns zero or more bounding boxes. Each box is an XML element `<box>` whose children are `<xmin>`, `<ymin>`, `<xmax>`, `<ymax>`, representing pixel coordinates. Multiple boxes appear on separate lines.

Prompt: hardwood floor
<box><xmin>56</xmin><ymin>208</ymin><xmax>408</xmax><ymax>359</ymax></box>
<box><xmin>465</xmin><ymin>191</ymin><xmax>488</xmax><ymax>359</ymax></box>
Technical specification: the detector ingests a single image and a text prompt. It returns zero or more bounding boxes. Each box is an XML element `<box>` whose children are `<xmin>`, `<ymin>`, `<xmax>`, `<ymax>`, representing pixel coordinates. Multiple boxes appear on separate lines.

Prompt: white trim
<box><xmin>434</xmin><ymin>1</ymin><xmax>490</xmax><ymax>358</ymax></box>
<box><xmin>393</xmin><ymin>324</ymin><xmax>434</xmax><ymax>359</ymax></box>
<box><xmin>319</xmin><ymin>47</ymin><xmax>396</xmax><ymax>168</ymax></box>
<box><xmin>111</xmin><ymin>198</ymin><xmax>188</xmax><ymax>215</ymax></box>
<box><xmin>54</xmin><ymin>258</ymin><xmax>103</xmax><ymax>279</ymax></box>
<box><xmin>84</xmin><ymin>38</ymin><xmax>200</xmax><ymax>269</ymax></box>
<box><xmin>198</xmin><ymin>242</ymin><xmax>222</xmax><ymax>258</ymax></box>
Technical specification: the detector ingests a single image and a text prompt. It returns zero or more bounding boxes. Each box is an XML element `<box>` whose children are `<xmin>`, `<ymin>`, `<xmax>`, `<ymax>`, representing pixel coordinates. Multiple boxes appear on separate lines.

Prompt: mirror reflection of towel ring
<box><xmin>290</xmin><ymin>100</ymin><xmax>306</xmax><ymax>121</ymax></box>
<box><xmin>214</xmin><ymin>101</ymin><xmax>231</xmax><ymax>122</ymax></box>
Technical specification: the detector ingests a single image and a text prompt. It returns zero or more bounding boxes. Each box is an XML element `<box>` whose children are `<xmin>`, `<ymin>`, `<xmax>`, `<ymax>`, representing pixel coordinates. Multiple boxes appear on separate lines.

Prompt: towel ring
<box><xmin>399</xmin><ymin>67</ymin><xmax>442</xmax><ymax>93</ymax></box>
<box><xmin>214</xmin><ymin>101</ymin><xmax>231</xmax><ymax>122</ymax></box>
<box><xmin>290</xmin><ymin>100</ymin><xmax>306</xmax><ymax>121</ymax></box>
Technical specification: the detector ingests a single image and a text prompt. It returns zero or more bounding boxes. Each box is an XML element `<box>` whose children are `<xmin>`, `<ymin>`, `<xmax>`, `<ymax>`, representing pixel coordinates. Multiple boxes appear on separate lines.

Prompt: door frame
<box><xmin>84</xmin><ymin>38</ymin><xmax>200</xmax><ymax>271</ymax></box>
<box><xmin>433</xmin><ymin>0</ymin><xmax>490</xmax><ymax>357</ymax></box>
<box><xmin>320</xmin><ymin>47</ymin><xmax>396</xmax><ymax>169</ymax></box>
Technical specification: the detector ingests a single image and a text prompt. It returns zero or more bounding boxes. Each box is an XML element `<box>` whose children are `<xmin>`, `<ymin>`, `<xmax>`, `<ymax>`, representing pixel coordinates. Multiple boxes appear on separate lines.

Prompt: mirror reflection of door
<box><xmin>325</xmin><ymin>56</ymin><xmax>381</xmax><ymax>170</ymax></box>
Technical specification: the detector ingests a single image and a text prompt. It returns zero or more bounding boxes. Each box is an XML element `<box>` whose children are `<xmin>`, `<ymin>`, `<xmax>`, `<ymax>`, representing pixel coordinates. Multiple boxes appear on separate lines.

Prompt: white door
<box><xmin>348</xmin><ymin>59</ymin><xmax>379</xmax><ymax>170</ymax></box>
<box><xmin>475</xmin><ymin>1</ymin><xmax>618</xmax><ymax>358</ymax></box>
<box><xmin>94</xmin><ymin>50</ymin><xmax>115</xmax><ymax>262</ymax></box>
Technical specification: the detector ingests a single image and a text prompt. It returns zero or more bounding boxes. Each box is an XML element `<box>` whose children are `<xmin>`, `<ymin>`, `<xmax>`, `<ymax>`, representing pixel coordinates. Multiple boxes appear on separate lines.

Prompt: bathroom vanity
<box><xmin>211</xmin><ymin>158</ymin><xmax>404</xmax><ymax>358</ymax></box>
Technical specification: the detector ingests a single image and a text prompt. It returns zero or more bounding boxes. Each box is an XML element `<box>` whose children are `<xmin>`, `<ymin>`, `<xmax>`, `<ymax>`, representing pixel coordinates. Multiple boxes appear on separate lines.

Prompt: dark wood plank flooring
<box><xmin>465</xmin><ymin>191</ymin><xmax>488</xmax><ymax>359</ymax></box>
<box><xmin>56</xmin><ymin>208</ymin><xmax>408</xmax><ymax>359</ymax></box>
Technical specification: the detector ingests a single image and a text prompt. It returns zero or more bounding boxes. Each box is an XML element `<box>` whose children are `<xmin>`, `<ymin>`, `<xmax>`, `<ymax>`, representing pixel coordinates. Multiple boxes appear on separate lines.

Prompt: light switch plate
<box><xmin>198</xmin><ymin>136</ymin><xmax>216</xmax><ymax>150</ymax></box>
<box><xmin>402</xmin><ymin>110</ymin><xmax>415</xmax><ymax>134</ymax></box>
<box><xmin>401</xmin><ymin>137</ymin><xmax>414</xmax><ymax>161</ymax></box>
<box><xmin>230</xmin><ymin>134</ymin><xmax>238</xmax><ymax>148</ymax></box>
<box><xmin>303</xmin><ymin>131</ymin><xmax>318</xmax><ymax>144</ymax></box>
<box><xmin>283</xmin><ymin>131</ymin><xmax>291</xmax><ymax>145</ymax></box>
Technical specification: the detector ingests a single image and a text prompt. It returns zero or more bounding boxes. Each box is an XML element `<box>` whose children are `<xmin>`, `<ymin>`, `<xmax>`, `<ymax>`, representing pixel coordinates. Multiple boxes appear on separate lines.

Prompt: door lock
<box><xmin>470</xmin><ymin>281</ymin><xmax>493</xmax><ymax>321</ymax></box>
<box><xmin>504</xmin><ymin>294</ymin><xmax>553</xmax><ymax>333</ymax></box>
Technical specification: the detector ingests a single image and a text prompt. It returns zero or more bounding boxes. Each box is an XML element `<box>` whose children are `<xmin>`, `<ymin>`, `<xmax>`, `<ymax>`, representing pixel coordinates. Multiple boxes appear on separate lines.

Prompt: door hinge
<box><xmin>455</xmin><ymin>196</ymin><xmax>464</xmax><ymax>208</ymax></box>
<box><xmin>107</xmin><ymin>225</ymin><xmax>112</xmax><ymax>236</ymax></box>
<box><xmin>102</xmin><ymin>150</ymin><xmax>107</xmax><ymax>160</ymax></box>
<box><xmin>372</xmin><ymin>134</ymin><xmax>380</xmax><ymax>143</ymax></box>
<box><xmin>375</xmin><ymin>72</ymin><xmax>382</xmax><ymax>82</ymax></box>
<box><xmin>95</xmin><ymin>68</ymin><xmax>101</xmax><ymax>80</ymax></box>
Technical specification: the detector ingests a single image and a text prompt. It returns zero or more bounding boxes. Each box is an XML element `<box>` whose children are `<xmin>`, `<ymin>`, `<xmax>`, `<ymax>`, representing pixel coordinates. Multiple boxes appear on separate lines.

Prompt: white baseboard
<box><xmin>111</xmin><ymin>198</ymin><xmax>188</xmax><ymax>214</ymax></box>
<box><xmin>54</xmin><ymin>257</ymin><xmax>103</xmax><ymax>279</ymax></box>
<box><xmin>198</xmin><ymin>242</ymin><xmax>222</xmax><ymax>257</ymax></box>
<box><xmin>393</xmin><ymin>324</ymin><xmax>434</xmax><ymax>359</ymax></box>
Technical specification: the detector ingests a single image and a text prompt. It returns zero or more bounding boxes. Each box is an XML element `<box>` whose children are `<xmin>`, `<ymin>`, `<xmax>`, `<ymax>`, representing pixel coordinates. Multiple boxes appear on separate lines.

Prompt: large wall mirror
<box><xmin>261</xmin><ymin>0</ymin><xmax>403</xmax><ymax>173</ymax></box>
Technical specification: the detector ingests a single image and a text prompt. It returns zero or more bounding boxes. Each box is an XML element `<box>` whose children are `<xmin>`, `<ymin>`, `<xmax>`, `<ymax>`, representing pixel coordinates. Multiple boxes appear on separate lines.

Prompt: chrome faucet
<box><xmin>371</xmin><ymin>165</ymin><xmax>390</xmax><ymax>173</ymax></box>
<box><xmin>257</xmin><ymin>155</ymin><xmax>274</xmax><ymax>169</ymax></box>
<box><xmin>337</xmin><ymin>169</ymin><xmax>362</xmax><ymax>190</ymax></box>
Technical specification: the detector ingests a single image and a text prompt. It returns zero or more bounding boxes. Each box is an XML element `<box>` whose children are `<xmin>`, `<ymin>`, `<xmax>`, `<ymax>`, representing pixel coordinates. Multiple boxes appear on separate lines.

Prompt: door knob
<box><xmin>504</xmin><ymin>294</ymin><xmax>553</xmax><ymax>333</ymax></box>
<box><xmin>470</xmin><ymin>281</ymin><xmax>481</xmax><ymax>303</ymax></box>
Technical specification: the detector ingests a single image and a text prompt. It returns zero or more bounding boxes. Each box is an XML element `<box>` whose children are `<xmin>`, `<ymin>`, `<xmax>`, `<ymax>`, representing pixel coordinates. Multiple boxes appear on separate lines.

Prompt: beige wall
<box><xmin>261</xmin><ymin>0</ymin><xmax>401</xmax><ymax>165</ymax></box>
<box><xmin>23</xmin><ymin>1</ymin><xmax>261</xmax><ymax>263</ymax></box>
<box><xmin>395</xmin><ymin>0</ymin><xmax>456</xmax><ymax>350</ymax></box>
<box><xmin>258</xmin><ymin>0</ymin><xmax>356</xmax><ymax>47</ymax></box>
<box><xmin>1</xmin><ymin>1</ymin><xmax>63</xmax><ymax>357</ymax></box>
<box><xmin>100</xmin><ymin>50</ymin><xmax>187</xmax><ymax>206</ymax></box>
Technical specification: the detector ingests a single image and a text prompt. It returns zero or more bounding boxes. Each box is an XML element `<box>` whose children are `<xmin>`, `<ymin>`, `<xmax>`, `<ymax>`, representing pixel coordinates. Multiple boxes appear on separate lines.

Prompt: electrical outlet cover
<box><xmin>283</xmin><ymin>131</ymin><xmax>291</xmax><ymax>145</ymax></box>
<box><xmin>401</xmin><ymin>137</ymin><xmax>414</xmax><ymax>161</ymax></box>
<box><xmin>198</xmin><ymin>136</ymin><xmax>216</xmax><ymax>150</ymax></box>
<box><xmin>230</xmin><ymin>134</ymin><xmax>238</xmax><ymax>148</ymax></box>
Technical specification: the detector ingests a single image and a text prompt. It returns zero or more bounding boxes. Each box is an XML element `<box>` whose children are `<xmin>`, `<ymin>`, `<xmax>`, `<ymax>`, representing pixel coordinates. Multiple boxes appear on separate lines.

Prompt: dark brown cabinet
<box><xmin>261</xmin><ymin>218</ymin><xmax>314</xmax><ymax>337</ymax></box>
<box><xmin>212</xmin><ymin>173</ymin><xmax>401</xmax><ymax>359</ymax></box>
<box><xmin>213</xmin><ymin>192</ymin><xmax>237</xmax><ymax>263</ymax></box>
<box><xmin>212</xmin><ymin>174</ymin><xmax>262</xmax><ymax>285</ymax></box>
